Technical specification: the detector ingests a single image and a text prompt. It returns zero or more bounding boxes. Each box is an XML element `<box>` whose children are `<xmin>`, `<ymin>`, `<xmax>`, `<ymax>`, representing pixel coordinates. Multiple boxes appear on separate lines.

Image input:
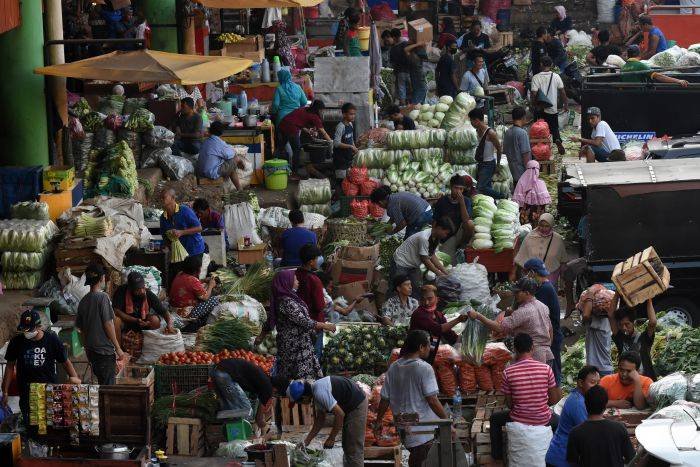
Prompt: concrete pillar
<box><xmin>0</xmin><ymin>0</ymin><xmax>49</xmax><ymax>166</ymax></box>
<box><xmin>143</xmin><ymin>0</ymin><xmax>179</xmax><ymax>52</ymax></box>
<box><xmin>46</xmin><ymin>0</ymin><xmax>67</xmax><ymax>164</ymax></box>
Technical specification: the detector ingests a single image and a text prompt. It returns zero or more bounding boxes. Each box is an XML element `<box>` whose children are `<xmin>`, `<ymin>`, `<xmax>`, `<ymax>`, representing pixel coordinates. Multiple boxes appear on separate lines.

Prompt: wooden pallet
<box><xmin>612</xmin><ymin>247</ymin><xmax>670</xmax><ymax>307</ymax></box>
<box><xmin>364</xmin><ymin>445</ymin><xmax>401</xmax><ymax>467</ymax></box>
<box><xmin>470</xmin><ymin>392</ymin><xmax>507</xmax><ymax>466</ymax></box>
<box><xmin>275</xmin><ymin>397</ymin><xmax>314</xmax><ymax>432</ymax></box>
<box><xmin>166</xmin><ymin>417</ymin><xmax>206</xmax><ymax>457</ymax></box>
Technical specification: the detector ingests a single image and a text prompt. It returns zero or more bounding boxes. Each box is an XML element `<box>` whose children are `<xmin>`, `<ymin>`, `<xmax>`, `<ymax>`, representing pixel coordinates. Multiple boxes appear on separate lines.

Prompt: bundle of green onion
<box><xmin>73</xmin><ymin>214</ymin><xmax>113</xmax><ymax>238</ymax></box>
<box><xmin>167</xmin><ymin>230</ymin><xmax>189</xmax><ymax>263</ymax></box>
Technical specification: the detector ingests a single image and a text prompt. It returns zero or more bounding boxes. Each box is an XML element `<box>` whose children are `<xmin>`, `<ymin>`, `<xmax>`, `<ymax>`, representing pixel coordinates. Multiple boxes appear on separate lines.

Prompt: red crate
<box><xmin>465</xmin><ymin>248</ymin><xmax>514</xmax><ymax>273</ymax></box>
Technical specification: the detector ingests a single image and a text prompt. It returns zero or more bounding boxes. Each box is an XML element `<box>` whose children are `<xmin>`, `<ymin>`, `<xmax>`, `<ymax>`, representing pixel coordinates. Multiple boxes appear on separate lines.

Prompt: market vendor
<box><xmin>637</xmin><ymin>16</ymin><xmax>668</xmax><ymax>59</ymax></box>
<box><xmin>391</xmin><ymin>218</ymin><xmax>454</xmax><ymax>297</ymax></box>
<box><xmin>173</xmin><ymin>97</ymin><xmax>203</xmax><ymax>157</ymax></box>
<box><xmin>571</xmin><ymin>107</ymin><xmax>621</xmax><ymax>163</ymax></box>
<box><xmin>279</xmin><ymin>210</ymin><xmax>317</xmax><ymax>267</ymax></box>
<box><xmin>210</xmin><ymin>358</ymin><xmax>275</xmax><ymax>433</ymax></box>
<box><xmin>489</xmin><ymin>333</ymin><xmax>561</xmax><ymax>461</ymax></box>
<box><xmin>376</xmin><ymin>330</ymin><xmax>448</xmax><ymax>467</ymax></box>
<box><xmin>386</xmin><ymin>104</ymin><xmax>416</xmax><ymax>130</ymax></box>
<box><xmin>370</xmin><ymin>186</ymin><xmax>432</xmax><ymax>239</ymax></box>
<box><xmin>513</xmin><ymin>213</ymin><xmax>567</xmax><ymax>284</ymax></box>
<box><xmin>621</xmin><ymin>45</ymin><xmax>689</xmax><ymax>86</ymax></box>
<box><xmin>112</xmin><ymin>272</ymin><xmax>175</xmax><ymax>339</ymax></box>
<box><xmin>410</xmin><ymin>285</ymin><xmax>468</xmax><ymax>362</ymax></box>
<box><xmin>169</xmin><ymin>255</ymin><xmax>219</xmax><ymax>331</ymax></box>
<box><xmin>600</xmin><ymin>351</ymin><xmax>652</xmax><ymax>410</ymax></box>
<box><xmin>333</xmin><ymin>103</ymin><xmax>359</xmax><ymax>180</ymax></box>
<box><xmin>177</xmin><ymin>84</ymin><xmax>205</xmax><ymax>112</ymax></box>
<box><xmin>2</xmin><ymin>310</ymin><xmax>82</xmax><ymax>426</ymax></box>
<box><xmin>611</xmin><ymin>298</ymin><xmax>657</xmax><ymax>379</ymax></box>
<box><xmin>380</xmin><ymin>275</ymin><xmax>419</xmax><ymax>326</ymax></box>
<box><xmin>278</xmin><ymin>100</ymin><xmax>332</xmax><ymax>179</ymax></box>
<box><xmin>196</xmin><ymin>120</ymin><xmax>247</xmax><ymax>191</ymax></box>
<box><xmin>193</xmin><ymin>198</ymin><xmax>229</xmax><ymax>250</ymax></box>
<box><xmin>546</xmin><ymin>365</ymin><xmax>601</xmax><ymax>467</ymax></box>
<box><xmin>288</xmin><ymin>376</ymin><xmax>368</xmax><ymax>465</ymax></box>
<box><xmin>296</xmin><ymin>244</ymin><xmax>327</xmax><ymax>360</ymax></box>
<box><xmin>468</xmin><ymin>277</ymin><xmax>554</xmax><ymax>364</ymax></box>
<box><xmin>458</xmin><ymin>20</ymin><xmax>491</xmax><ymax>63</ymax></box>
<box><xmin>160</xmin><ymin>188</ymin><xmax>205</xmax><ymax>285</ymax></box>
<box><xmin>523</xmin><ymin>258</ymin><xmax>563</xmax><ymax>385</ymax></box>
<box><xmin>550</xmin><ymin>6</ymin><xmax>573</xmax><ymax>36</ymax></box>
<box><xmin>271</xmin><ymin>68</ymin><xmax>307</xmax><ymax>127</ymax></box>
<box><xmin>435</xmin><ymin>174</ymin><xmax>475</xmax><ymax>258</ymax></box>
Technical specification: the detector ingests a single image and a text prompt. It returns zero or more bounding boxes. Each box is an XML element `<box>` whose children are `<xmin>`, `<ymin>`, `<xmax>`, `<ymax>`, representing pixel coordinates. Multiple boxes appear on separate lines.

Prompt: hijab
<box><xmin>536</xmin><ymin>212</ymin><xmax>555</xmax><ymax>237</ymax></box>
<box><xmin>268</xmin><ymin>269</ymin><xmax>307</xmax><ymax>329</ymax></box>
<box><xmin>554</xmin><ymin>6</ymin><xmax>567</xmax><ymax>21</ymax></box>
<box><xmin>277</xmin><ymin>67</ymin><xmax>297</xmax><ymax>98</ymax></box>
<box><xmin>513</xmin><ymin>160</ymin><xmax>552</xmax><ymax>208</ymax></box>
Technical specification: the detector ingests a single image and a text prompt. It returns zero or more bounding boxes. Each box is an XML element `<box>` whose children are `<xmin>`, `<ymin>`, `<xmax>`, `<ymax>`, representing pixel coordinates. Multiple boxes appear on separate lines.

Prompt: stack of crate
<box><xmin>470</xmin><ymin>392</ymin><xmax>507</xmax><ymax>466</ymax></box>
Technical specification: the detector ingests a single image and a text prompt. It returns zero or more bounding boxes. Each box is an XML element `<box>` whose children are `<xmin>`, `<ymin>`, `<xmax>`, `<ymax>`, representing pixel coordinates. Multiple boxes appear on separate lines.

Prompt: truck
<box><xmin>557</xmin><ymin>158</ymin><xmax>700</xmax><ymax>326</ymax></box>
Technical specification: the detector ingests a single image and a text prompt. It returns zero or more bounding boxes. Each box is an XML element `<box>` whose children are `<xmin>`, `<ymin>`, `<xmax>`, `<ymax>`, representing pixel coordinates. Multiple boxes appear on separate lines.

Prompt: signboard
<box><xmin>614</xmin><ymin>132</ymin><xmax>656</xmax><ymax>142</ymax></box>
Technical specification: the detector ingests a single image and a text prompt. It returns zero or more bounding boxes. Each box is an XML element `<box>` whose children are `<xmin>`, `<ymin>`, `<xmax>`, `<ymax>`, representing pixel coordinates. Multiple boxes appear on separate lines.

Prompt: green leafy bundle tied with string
<box><xmin>167</xmin><ymin>230</ymin><xmax>189</xmax><ymax>263</ymax></box>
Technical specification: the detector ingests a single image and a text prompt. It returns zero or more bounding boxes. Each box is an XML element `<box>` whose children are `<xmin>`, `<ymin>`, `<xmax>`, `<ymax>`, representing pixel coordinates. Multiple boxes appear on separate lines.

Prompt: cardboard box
<box><xmin>223</xmin><ymin>35</ymin><xmax>263</xmax><ymax>53</ymax></box>
<box><xmin>408</xmin><ymin>18</ymin><xmax>433</xmax><ymax>44</ymax></box>
<box><xmin>334</xmin><ymin>280</ymin><xmax>378</xmax><ymax>318</ymax></box>
<box><xmin>332</xmin><ymin>259</ymin><xmax>375</xmax><ymax>285</ymax></box>
<box><xmin>220</xmin><ymin>47</ymin><xmax>265</xmax><ymax>63</ymax></box>
<box><xmin>340</xmin><ymin>244</ymin><xmax>380</xmax><ymax>262</ymax></box>
<box><xmin>375</xmin><ymin>18</ymin><xmax>408</xmax><ymax>38</ymax></box>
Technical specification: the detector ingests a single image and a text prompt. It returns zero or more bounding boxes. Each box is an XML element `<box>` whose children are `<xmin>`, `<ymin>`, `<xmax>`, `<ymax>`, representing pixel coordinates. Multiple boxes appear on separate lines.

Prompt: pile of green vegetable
<box><xmin>1</xmin><ymin>251</ymin><xmax>50</xmax><ymax>272</ymax></box>
<box><xmin>71</xmin><ymin>97</ymin><xmax>91</xmax><ymax>118</ymax></box>
<box><xmin>214</xmin><ymin>261</ymin><xmax>274</xmax><ymax>304</ymax></box>
<box><xmin>11</xmin><ymin>202</ymin><xmax>49</xmax><ymax>220</ymax></box>
<box><xmin>654</xmin><ymin>326</ymin><xmax>700</xmax><ymax>376</ymax></box>
<box><xmin>84</xmin><ymin>141</ymin><xmax>138</xmax><ymax>198</ymax></box>
<box><xmin>81</xmin><ymin>111</ymin><xmax>104</xmax><ymax>132</ymax></box>
<box><xmin>1</xmin><ymin>271</ymin><xmax>43</xmax><ymax>290</ymax></box>
<box><xmin>167</xmin><ymin>230</ymin><xmax>189</xmax><ymax>263</ymax></box>
<box><xmin>323</xmin><ymin>325</ymin><xmax>407</xmax><ymax>374</ymax></box>
<box><xmin>73</xmin><ymin>214</ymin><xmax>113</xmax><ymax>238</ymax></box>
<box><xmin>378</xmin><ymin>232</ymin><xmax>404</xmax><ymax>271</ymax></box>
<box><xmin>560</xmin><ymin>337</ymin><xmax>586</xmax><ymax>392</ymax></box>
<box><xmin>196</xmin><ymin>316</ymin><xmax>257</xmax><ymax>354</ymax></box>
<box><xmin>0</xmin><ymin>220</ymin><xmax>58</xmax><ymax>253</ymax></box>
<box><xmin>98</xmin><ymin>94</ymin><xmax>125</xmax><ymax>115</ymax></box>
<box><xmin>124</xmin><ymin>108</ymin><xmax>155</xmax><ymax>131</ymax></box>
<box><xmin>152</xmin><ymin>390</ymin><xmax>219</xmax><ymax>431</ymax></box>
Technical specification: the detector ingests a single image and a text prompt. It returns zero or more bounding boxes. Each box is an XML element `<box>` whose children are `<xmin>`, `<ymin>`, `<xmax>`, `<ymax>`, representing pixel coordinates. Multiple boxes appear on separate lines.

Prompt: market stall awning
<box><xmin>197</xmin><ymin>0</ymin><xmax>323</xmax><ymax>8</ymax></box>
<box><xmin>34</xmin><ymin>49</ymin><xmax>252</xmax><ymax>85</ymax></box>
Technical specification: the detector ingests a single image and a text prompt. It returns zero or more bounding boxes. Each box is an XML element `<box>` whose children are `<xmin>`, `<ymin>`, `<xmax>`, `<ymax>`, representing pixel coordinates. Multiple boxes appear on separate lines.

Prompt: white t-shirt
<box><xmin>393</xmin><ymin>229</ymin><xmax>432</xmax><ymax>269</ymax></box>
<box><xmin>380</xmin><ymin>357</ymin><xmax>439</xmax><ymax>448</ymax></box>
<box><xmin>592</xmin><ymin>120</ymin><xmax>621</xmax><ymax>153</ymax></box>
<box><xmin>531</xmin><ymin>71</ymin><xmax>564</xmax><ymax>115</ymax></box>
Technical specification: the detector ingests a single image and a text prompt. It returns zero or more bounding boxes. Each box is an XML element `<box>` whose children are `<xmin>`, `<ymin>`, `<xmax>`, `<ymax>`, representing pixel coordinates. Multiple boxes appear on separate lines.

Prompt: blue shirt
<box><xmin>535</xmin><ymin>280</ymin><xmax>561</xmax><ymax>334</ymax></box>
<box><xmin>197</xmin><ymin>135</ymin><xmax>234</xmax><ymax>179</ymax></box>
<box><xmin>545</xmin><ymin>389</ymin><xmax>588</xmax><ymax>466</ymax></box>
<box><xmin>280</xmin><ymin>227</ymin><xmax>317</xmax><ymax>267</ymax></box>
<box><xmin>649</xmin><ymin>27</ymin><xmax>668</xmax><ymax>54</ymax></box>
<box><xmin>160</xmin><ymin>204</ymin><xmax>206</xmax><ymax>256</ymax></box>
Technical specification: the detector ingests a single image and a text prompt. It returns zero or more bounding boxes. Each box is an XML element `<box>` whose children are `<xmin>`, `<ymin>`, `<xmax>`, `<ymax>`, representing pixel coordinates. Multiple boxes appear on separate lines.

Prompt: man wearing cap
<box><xmin>160</xmin><ymin>188</ymin><xmax>205</xmax><ymax>286</ymax></box>
<box><xmin>468</xmin><ymin>277</ymin><xmax>554</xmax><ymax>365</ymax></box>
<box><xmin>2</xmin><ymin>310</ymin><xmax>82</xmax><ymax>425</ymax></box>
<box><xmin>523</xmin><ymin>258</ymin><xmax>563</xmax><ymax>385</ymax></box>
<box><xmin>76</xmin><ymin>263</ymin><xmax>125</xmax><ymax>385</ymax></box>
<box><xmin>112</xmin><ymin>272</ymin><xmax>175</xmax><ymax>340</ymax></box>
<box><xmin>288</xmin><ymin>376</ymin><xmax>368</xmax><ymax>466</ymax></box>
<box><xmin>571</xmin><ymin>107</ymin><xmax>621</xmax><ymax>163</ymax></box>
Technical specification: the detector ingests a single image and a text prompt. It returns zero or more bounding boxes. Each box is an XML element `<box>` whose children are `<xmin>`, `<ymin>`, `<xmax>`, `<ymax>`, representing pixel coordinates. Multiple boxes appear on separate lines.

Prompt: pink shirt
<box><xmin>501</xmin><ymin>357</ymin><xmax>556</xmax><ymax>425</ymax></box>
<box><xmin>501</xmin><ymin>298</ymin><xmax>554</xmax><ymax>363</ymax></box>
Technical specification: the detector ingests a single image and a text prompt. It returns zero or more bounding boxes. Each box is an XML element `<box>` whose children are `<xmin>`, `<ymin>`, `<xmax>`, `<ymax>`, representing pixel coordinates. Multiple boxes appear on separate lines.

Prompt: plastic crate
<box><xmin>154</xmin><ymin>364</ymin><xmax>213</xmax><ymax>397</ymax></box>
<box><xmin>0</xmin><ymin>166</ymin><xmax>42</xmax><ymax>219</ymax></box>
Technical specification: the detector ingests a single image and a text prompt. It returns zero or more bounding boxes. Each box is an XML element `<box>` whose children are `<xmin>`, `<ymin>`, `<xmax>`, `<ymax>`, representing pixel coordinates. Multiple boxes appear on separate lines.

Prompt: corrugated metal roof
<box><xmin>563</xmin><ymin>159</ymin><xmax>700</xmax><ymax>186</ymax></box>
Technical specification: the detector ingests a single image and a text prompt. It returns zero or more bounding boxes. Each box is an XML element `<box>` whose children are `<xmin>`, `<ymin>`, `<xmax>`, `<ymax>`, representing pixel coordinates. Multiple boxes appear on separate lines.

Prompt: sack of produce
<box><xmin>350</xmin><ymin>198</ymin><xmax>369</xmax><ymax>218</ymax></box>
<box><xmin>298</xmin><ymin>178</ymin><xmax>332</xmax><ymax>205</ymax></box>
<box><xmin>98</xmin><ymin>95</ymin><xmax>125</xmax><ymax>115</ymax></box>
<box><xmin>446</xmin><ymin>148</ymin><xmax>476</xmax><ymax>164</ymax></box>
<box><xmin>118</xmin><ymin>129</ymin><xmax>143</xmax><ymax>168</ymax></box>
<box><xmin>356</xmin><ymin>127</ymin><xmax>390</xmax><ymax>149</ymax></box>
<box><xmin>122</xmin><ymin>266</ymin><xmax>162</xmax><ymax>296</ymax></box>
<box><xmin>208</xmin><ymin>295</ymin><xmax>266</xmax><ymax>327</ymax></box>
<box><xmin>300</xmin><ymin>203</ymin><xmax>331</xmax><ymax>217</ymax></box>
<box><xmin>70</xmin><ymin>97</ymin><xmax>91</xmax><ymax>118</ymax></box>
<box><xmin>72</xmin><ymin>131</ymin><xmax>94</xmax><ymax>173</ymax></box>
<box><xmin>342</xmin><ymin>178</ymin><xmax>360</xmax><ymax>196</ymax></box>
<box><xmin>458</xmin><ymin>362</ymin><xmax>477</xmax><ymax>392</ymax></box>
<box><xmin>145</xmin><ymin>126</ymin><xmax>176</xmax><ymax>148</ymax></box>
<box><xmin>576</xmin><ymin>284</ymin><xmax>616</xmax><ymax>315</ymax></box>
<box><xmin>360</xmin><ymin>179</ymin><xmax>379</xmax><ymax>196</ymax></box>
<box><xmin>690</xmin><ymin>374</ymin><xmax>700</xmax><ymax>402</ymax></box>
<box><xmin>476</xmin><ymin>365</ymin><xmax>494</xmax><ymax>390</ymax></box>
<box><xmin>649</xmin><ymin>372</ymin><xmax>690</xmax><ymax>408</ymax></box>
<box><xmin>461</xmin><ymin>298</ymin><xmax>498</xmax><ymax>365</ymax></box>
<box><xmin>532</xmin><ymin>142</ymin><xmax>552</xmax><ymax>161</ymax></box>
<box><xmin>84</xmin><ymin>141</ymin><xmax>138</xmax><ymax>198</ymax></box>
<box><xmin>446</xmin><ymin>127</ymin><xmax>479</xmax><ymax>150</ymax></box>
<box><xmin>123</xmin><ymin>97</ymin><xmax>148</xmax><ymax>116</ymax></box>
<box><xmin>412</xmin><ymin>148</ymin><xmax>443</xmax><ymax>161</ymax></box>
<box><xmin>81</xmin><ymin>111</ymin><xmax>105</xmax><ymax>133</ymax></box>
<box><xmin>529</xmin><ymin>119</ymin><xmax>551</xmax><ymax>139</ymax></box>
<box><xmin>137</xmin><ymin>329</ymin><xmax>185</xmax><ymax>364</ymax></box>
<box><xmin>11</xmin><ymin>202</ymin><xmax>49</xmax><ymax>221</ymax></box>
<box><xmin>142</xmin><ymin>147</ymin><xmax>172</xmax><ymax>169</ymax></box>
<box><xmin>0</xmin><ymin>219</ymin><xmax>58</xmax><ymax>252</ymax></box>
<box><xmin>159</xmin><ymin>153</ymin><xmax>194</xmax><ymax>180</ymax></box>
<box><xmin>449</xmin><ymin>260</ymin><xmax>490</xmax><ymax>303</ymax></box>
<box><xmin>491</xmin><ymin>363</ymin><xmax>507</xmax><ymax>390</ymax></box>
<box><xmin>436</xmin><ymin>275</ymin><xmax>462</xmax><ymax>303</ymax></box>
<box><xmin>348</xmin><ymin>166</ymin><xmax>368</xmax><ymax>184</ymax></box>
<box><xmin>224</xmin><ymin>203</ymin><xmax>263</xmax><ymax>246</ymax></box>
<box><xmin>369</xmin><ymin>202</ymin><xmax>385</xmax><ymax>219</ymax></box>
<box><xmin>649</xmin><ymin>400</ymin><xmax>700</xmax><ymax>423</ymax></box>
<box><xmin>649</xmin><ymin>45</ymin><xmax>685</xmax><ymax>68</ymax></box>
<box><xmin>483</xmin><ymin>342</ymin><xmax>513</xmax><ymax>366</ymax></box>
<box><xmin>354</xmin><ymin>148</ymin><xmax>394</xmax><ymax>169</ymax></box>
<box><xmin>506</xmin><ymin>422</ymin><xmax>553</xmax><ymax>467</ymax></box>
<box><xmin>124</xmin><ymin>108</ymin><xmax>155</xmax><ymax>132</ymax></box>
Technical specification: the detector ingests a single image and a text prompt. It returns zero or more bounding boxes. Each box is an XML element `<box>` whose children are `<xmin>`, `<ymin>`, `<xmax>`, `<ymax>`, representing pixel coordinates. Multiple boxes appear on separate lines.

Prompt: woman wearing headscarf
<box><xmin>512</xmin><ymin>160</ymin><xmax>552</xmax><ymax>227</ymax></box>
<box><xmin>513</xmin><ymin>212</ymin><xmax>568</xmax><ymax>286</ymax></box>
<box><xmin>270</xmin><ymin>68</ymin><xmax>307</xmax><ymax>127</ymax></box>
<box><xmin>550</xmin><ymin>6</ymin><xmax>573</xmax><ymax>36</ymax></box>
<box><xmin>259</xmin><ymin>269</ymin><xmax>335</xmax><ymax>381</ymax></box>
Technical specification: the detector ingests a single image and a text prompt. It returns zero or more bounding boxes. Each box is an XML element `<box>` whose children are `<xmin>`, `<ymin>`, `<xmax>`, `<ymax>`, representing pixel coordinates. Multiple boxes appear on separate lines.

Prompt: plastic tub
<box><xmin>358</xmin><ymin>27</ymin><xmax>371</xmax><ymax>51</ymax></box>
<box><xmin>263</xmin><ymin>159</ymin><xmax>289</xmax><ymax>190</ymax></box>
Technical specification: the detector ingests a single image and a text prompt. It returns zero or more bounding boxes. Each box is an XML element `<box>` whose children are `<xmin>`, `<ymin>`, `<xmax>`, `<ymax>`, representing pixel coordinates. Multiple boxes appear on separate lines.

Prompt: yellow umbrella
<box><xmin>34</xmin><ymin>49</ymin><xmax>252</xmax><ymax>85</ymax></box>
<box><xmin>197</xmin><ymin>0</ymin><xmax>322</xmax><ymax>8</ymax></box>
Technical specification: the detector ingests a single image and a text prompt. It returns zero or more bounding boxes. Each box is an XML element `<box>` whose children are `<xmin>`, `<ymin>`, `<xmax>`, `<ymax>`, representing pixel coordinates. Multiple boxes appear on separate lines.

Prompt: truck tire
<box><xmin>654</xmin><ymin>296</ymin><xmax>700</xmax><ymax>327</ymax></box>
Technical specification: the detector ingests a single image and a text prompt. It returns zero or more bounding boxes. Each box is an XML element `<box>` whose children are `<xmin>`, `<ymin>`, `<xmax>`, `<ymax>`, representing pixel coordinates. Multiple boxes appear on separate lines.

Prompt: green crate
<box><xmin>58</xmin><ymin>327</ymin><xmax>83</xmax><ymax>357</ymax></box>
<box><xmin>154</xmin><ymin>364</ymin><xmax>213</xmax><ymax>397</ymax></box>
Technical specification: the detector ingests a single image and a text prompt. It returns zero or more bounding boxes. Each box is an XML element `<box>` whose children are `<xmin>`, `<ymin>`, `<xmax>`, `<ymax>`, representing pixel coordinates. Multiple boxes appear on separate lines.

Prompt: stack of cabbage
<box><xmin>381</xmin><ymin>151</ymin><xmax>453</xmax><ymax>199</ymax></box>
<box><xmin>408</xmin><ymin>95</ymin><xmax>455</xmax><ymax>128</ymax></box>
<box><xmin>471</xmin><ymin>196</ymin><xmax>519</xmax><ymax>251</ymax></box>
<box><xmin>441</xmin><ymin>92</ymin><xmax>477</xmax><ymax>130</ymax></box>
<box><xmin>472</xmin><ymin>195</ymin><xmax>498</xmax><ymax>250</ymax></box>
<box><xmin>352</xmin><ymin>148</ymin><xmax>412</xmax><ymax>181</ymax></box>
<box><xmin>0</xmin><ymin>219</ymin><xmax>58</xmax><ymax>289</ymax></box>
<box><xmin>492</xmin><ymin>160</ymin><xmax>514</xmax><ymax>198</ymax></box>
<box><xmin>386</xmin><ymin>129</ymin><xmax>447</xmax><ymax>149</ymax></box>
<box><xmin>297</xmin><ymin>178</ymin><xmax>332</xmax><ymax>217</ymax></box>
<box><xmin>446</xmin><ymin>125</ymin><xmax>479</xmax><ymax>170</ymax></box>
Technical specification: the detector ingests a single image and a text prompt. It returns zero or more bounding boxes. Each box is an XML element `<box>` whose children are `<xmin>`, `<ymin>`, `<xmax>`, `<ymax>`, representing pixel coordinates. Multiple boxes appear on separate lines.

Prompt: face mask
<box><xmin>24</xmin><ymin>330</ymin><xmax>39</xmax><ymax>340</ymax></box>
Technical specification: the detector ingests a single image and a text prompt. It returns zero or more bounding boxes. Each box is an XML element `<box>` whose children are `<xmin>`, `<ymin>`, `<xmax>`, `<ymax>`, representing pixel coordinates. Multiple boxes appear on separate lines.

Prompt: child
<box><xmin>333</xmin><ymin>102</ymin><xmax>358</xmax><ymax>181</ymax></box>
<box><xmin>316</xmin><ymin>271</ymin><xmax>360</xmax><ymax>322</ymax></box>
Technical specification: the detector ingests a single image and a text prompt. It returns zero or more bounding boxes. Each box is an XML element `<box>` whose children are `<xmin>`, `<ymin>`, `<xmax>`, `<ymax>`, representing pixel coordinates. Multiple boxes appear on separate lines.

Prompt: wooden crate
<box><xmin>100</xmin><ymin>385</ymin><xmax>152</xmax><ymax>445</ymax></box>
<box><xmin>166</xmin><ymin>417</ymin><xmax>206</xmax><ymax>457</ymax></box>
<box><xmin>364</xmin><ymin>445</ymin><xmax>401</xmax><ymax>467</ymax></box>
<box><xmin>275</xmin><ymin>397</ymin><xmax>314</xmax><ymax>432</ymax></box>
<box><xmin>498</xmin><ymin>32</ymin><xmax>514</xmax><ymax>47</ymax></box>
<box><xmin>612</xmin><ymin>247</ymin><xmax>670</xmax><ymax>307</ymax></box>
<box><xmin>539</xmin><ymin>159</ymin><xmax>556</xmax><ymax>175</ymax></box>
<box><xmin>470</xmin><ymin>392</ymin><xmax>507</xmax><ymax>466</ymax></box>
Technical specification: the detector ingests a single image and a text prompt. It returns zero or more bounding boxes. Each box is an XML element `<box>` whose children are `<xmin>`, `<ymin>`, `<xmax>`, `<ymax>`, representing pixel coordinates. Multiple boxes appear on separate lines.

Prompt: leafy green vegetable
<box><xmin>196</xmin><ymin>316</ymin><xmax>256</xmax><ymax>354</ymax></box>
<box><xmin>461</xmin><ymin>299</ymin><xmax>495</xmax><ymax>365</ymax></box>
<box><xmin>654</xmin><ymin>326</ymin><xmax>700</xmax><ymax>376</ymax></box>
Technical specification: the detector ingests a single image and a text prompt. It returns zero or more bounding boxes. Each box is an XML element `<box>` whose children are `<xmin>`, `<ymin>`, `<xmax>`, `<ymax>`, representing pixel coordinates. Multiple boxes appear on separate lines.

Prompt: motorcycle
<box><xmin>485</xmin><ymin>46</ymin><xmax>519</xmax><ymax>84</ymax></box>
<box><xmin>561</xmin><ymin>61</ymin><xmax>583</xmax><ymax>104</ymax></box>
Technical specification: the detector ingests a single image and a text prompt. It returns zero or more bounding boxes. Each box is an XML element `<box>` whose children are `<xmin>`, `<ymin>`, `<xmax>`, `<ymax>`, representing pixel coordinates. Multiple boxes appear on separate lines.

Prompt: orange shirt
<box><xmin>600</xmin><ymin>373</ymin><xmax>653</xmax><ymax>401</ymax></box>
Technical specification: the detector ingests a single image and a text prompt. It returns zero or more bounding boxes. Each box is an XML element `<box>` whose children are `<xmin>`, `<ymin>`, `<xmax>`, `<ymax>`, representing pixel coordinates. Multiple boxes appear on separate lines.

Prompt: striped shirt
<box><xmin>501</xmin><ymin>357</ymin><xmax>555</xmax><ymax>426</ymax></box>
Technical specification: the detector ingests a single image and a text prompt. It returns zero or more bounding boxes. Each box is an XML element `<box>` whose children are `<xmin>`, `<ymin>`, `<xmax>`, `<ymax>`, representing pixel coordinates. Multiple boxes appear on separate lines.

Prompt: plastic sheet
<box><xmin>145</xmin><ymin>126</ymin><xmax>175</xmax><ymax>148</ymax></box>
<box><xmin>159</xmin><ymin>154</ymin><xmax>194</xmax><ymax>180</ymax></box>
<box><xmin>649</xmin><ymin>372</ymin><xmax>690</xmax><ymax>407</ymax></box>
<box><xmin>142</xmin><ymin>147</ymin><xmax>172</xmax><ymax>169</ymax></box>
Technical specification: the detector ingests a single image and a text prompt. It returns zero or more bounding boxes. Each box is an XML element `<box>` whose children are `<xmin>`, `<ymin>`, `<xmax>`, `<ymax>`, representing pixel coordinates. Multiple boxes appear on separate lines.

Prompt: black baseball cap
<box><xmin>17</xmin><ymin>309</ymin><xmax>41</xmax><ymax>331</ymax></box>
<box><xmin>510</xmin><ymin>277</ymin><xmax>540</xmax><ymax>295</ymax></box>
<box><xmin>127</xmin><ymin>272</ymin><xmax>146</xmax><ymax>291</ymax></box>
<box><xmin>85</xmin><ymin>263</ymin><xmax>106</xmax><ymax>286</ymax></box>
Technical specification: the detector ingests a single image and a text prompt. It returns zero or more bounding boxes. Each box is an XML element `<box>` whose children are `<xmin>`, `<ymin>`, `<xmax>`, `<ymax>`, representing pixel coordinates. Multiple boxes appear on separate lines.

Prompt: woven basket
<box><xmin>324</xmin><ymin>218</ymin><xmax>367</xmax><ymax>246</ymax></box>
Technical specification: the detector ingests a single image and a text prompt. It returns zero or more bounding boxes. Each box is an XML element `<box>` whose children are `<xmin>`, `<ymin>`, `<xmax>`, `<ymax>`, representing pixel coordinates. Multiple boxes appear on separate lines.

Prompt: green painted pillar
<box><xmin>0</xmin><ymin>0</ymin><xmax>49</xmax><ymax>166</ymax></box>
<box><xmin>144</xmin><ymin>0</ymin><xmax>179</xmax><ymax>53</ymax></box>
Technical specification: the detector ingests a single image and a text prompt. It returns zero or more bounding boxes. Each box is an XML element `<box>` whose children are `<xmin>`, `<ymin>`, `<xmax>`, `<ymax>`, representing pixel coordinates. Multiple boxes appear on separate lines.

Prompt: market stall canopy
<box><xmin>34</xmin><ymin>49</ymin><xmax>252</xmax><ymax>85</ymax></box>
<box><xmin>197</xmin><ymin>0</ymin><xmax>323</xmax><ymax>7</ymax></box>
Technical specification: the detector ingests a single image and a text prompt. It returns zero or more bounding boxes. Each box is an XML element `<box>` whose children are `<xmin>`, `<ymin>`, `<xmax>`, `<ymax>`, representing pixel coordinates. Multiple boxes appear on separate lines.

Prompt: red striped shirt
<box><xmin>501</xmin><ymin>357</ymin><xmax>555</xmax><ymax>426</ymax></box>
